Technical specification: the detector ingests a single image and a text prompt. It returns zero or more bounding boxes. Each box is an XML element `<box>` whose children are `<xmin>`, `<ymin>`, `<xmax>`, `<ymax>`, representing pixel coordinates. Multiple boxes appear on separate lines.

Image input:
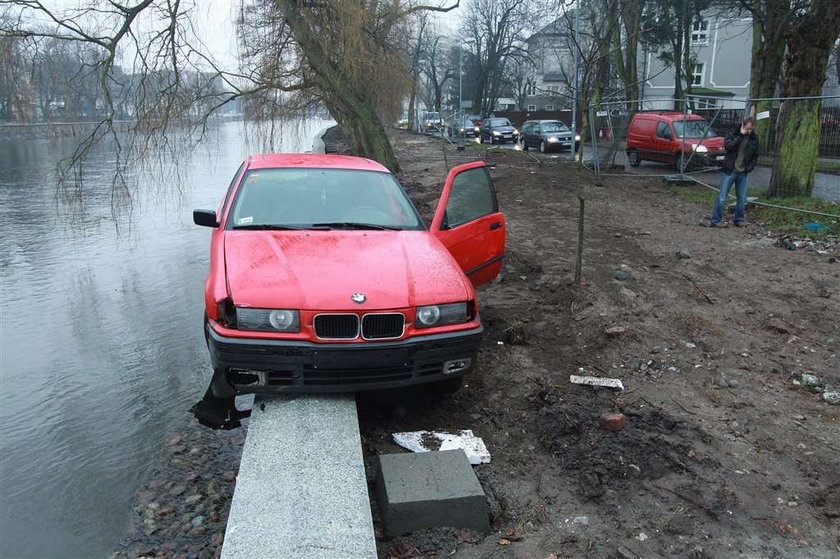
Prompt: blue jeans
<box><xmin>711</xmin><ymin>172</ymin><xmax>748</xmax><ymax>224</ymax></box>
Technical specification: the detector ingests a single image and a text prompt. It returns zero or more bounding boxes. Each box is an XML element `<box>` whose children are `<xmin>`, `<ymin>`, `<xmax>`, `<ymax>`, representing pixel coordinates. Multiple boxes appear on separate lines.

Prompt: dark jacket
<box><xmin>721</xmin><ymin>130</ymin><xmax>759</xmax><ymax>174</ymax></box>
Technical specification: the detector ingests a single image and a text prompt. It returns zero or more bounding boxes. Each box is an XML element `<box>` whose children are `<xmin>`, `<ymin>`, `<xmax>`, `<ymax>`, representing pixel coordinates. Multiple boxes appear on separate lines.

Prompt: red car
<box><xmin>191</xmin><ymin>154</ymin><xmax>505</xmax><ymax>427</ymax></box>
<box><xmin>625</xmin><ymin>112</ymin><xmax>725</xmax><ymax>170</ymax></box>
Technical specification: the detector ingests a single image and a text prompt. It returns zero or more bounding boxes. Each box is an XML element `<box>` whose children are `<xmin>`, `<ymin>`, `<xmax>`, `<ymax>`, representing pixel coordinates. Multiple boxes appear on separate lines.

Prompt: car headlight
<box><xmin>513</xmin><ymin>128</ymin><xmax>519</xmax><ymax>134</ymax></box>
<box><xmin>574</xmin><ymin>134</ymin><xmax>581</xmax><ymax>141</ymax></box>
<box><xmin>460</xmin><ymin>127</ymin><xmax>465</xmax><ymax>132</ymax></box>
<box><xmin>236</xmin><ymin>308</ymin><xmax>300</xmax><ymax>332</ymax></box>
<box><xmin>474</xmin><ymin>126</ymin><xmax>480</xmax><ymax>132</ymax></box>
<box><xmin>415</xmin><ymin>302</ymin><xmax>469</xmax><ymax>328</ymax></box>
<box><xmin>547</xmin><ymin>136</ymin><xmax>559</xmax><ymax>142</ymax></box>
<box><xmin>492</xmin><ymin>130</ymin><xmax>501</xmax><ymax>135</ymax></box>
<box><xmin>692</xmin><ymin>144</ymin><xmax>708</xmax><ymax>153</ymax></box>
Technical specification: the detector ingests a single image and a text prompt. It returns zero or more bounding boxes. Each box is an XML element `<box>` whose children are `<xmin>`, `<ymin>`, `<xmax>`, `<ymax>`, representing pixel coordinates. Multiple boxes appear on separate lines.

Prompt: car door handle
<box><xmin>489</xmin><ymin>222</ymin><xmax>502</xmax><ymax>230</ymax></box>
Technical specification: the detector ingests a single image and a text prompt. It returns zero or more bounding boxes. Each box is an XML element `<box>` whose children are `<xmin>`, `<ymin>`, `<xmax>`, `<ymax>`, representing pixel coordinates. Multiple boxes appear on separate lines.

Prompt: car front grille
<box><xmin>362</xmin><ymin>313</ymin><xmax>405</xmax><ymax>340</ymax></box>
<box><xmin>313</xmin><ymin>314</ymin><xmax>359</xmax><ymax>339</ymax></box>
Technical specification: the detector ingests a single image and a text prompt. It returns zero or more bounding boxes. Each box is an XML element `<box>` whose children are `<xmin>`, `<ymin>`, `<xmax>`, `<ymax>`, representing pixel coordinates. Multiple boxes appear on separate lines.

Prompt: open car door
<box><xmin>431</xmin><ymin>161</ymin><xmax>506</xmax><ymax>287</ymax></box>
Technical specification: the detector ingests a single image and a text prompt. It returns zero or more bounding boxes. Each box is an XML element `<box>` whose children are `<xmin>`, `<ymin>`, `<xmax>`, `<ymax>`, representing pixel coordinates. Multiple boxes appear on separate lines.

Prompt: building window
<box><xmin>545</xmin><ymin>104</ymin><xmax>555</xmax><ymax>111</ymax></box>
<box><xmin>691</xmin><ymin>19</ymin><xmax>709</xmax><ymax>45</ymax></box>
<box><xmin>691</xmin><ymin>63</ymin><xmax>705</xmax><ymax>86</ymax></box>
<box><xmin>527</xmin><ymin>104</ymin><xmax>537</xmax><ymax>111</ymax></box>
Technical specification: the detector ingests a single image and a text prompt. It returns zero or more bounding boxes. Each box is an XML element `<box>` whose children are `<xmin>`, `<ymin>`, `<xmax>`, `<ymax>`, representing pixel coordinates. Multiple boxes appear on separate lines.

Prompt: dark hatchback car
<box><xmin>478</xmin><ymin>117</ymin><xmax>519</xmax><ymax>144</ymax></box>
<box><xmin>447</xmin><ymin>116</ymin><xmax>481</xmax><ymax>137</ymax></box>
<box><xmin>520</xmin><ymin>120</ymin><xmax>577</xmax><ymax>153</ymax></box>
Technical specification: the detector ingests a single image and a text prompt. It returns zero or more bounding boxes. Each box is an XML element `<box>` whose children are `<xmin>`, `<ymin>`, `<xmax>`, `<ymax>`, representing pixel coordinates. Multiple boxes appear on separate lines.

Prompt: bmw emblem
<box><xmin>351</xmin><ymin>293</ymin><xmax>366</xmax><ymax>304</ymax></box>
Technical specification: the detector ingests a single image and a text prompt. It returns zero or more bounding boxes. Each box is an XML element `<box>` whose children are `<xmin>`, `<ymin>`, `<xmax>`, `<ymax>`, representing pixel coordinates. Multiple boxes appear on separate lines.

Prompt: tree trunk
<box><xmin>672</xmin><ymin>8</ymin><xmax>684</xmax><ymax>111</ymax></box>
<box><xmin>748</xmin><ymin>0</ymin><xmax>788</xmax><ymax>151</ymax></box>
<box><xmin>278</xmin><ymin>0</ymin><xmax>400</xmax><ymax>172</ymax></box>
<box><xmin>768</xmin><ymin>0</ymin><xmax>840</xmax><ymax>197</ymax></box>
<box><xmin>768</xmin><ymin>99</ymin><xmax>821</xmax><ymax>197</ymax></box>
<box><xmin>407</xmin><ymin>84</ymin><xmax>417</xmax><ymax>131</ymax></box>
<box><xmin>611</xmin><ymin>0</ymin><xmax>642</xmax><ymax>110</ymax></box>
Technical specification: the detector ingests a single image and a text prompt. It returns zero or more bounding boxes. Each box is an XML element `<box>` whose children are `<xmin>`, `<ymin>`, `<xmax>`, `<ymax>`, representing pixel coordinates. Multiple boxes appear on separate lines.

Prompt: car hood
<box><xmin>223</xmin><ymin>231</ymin><xmax>472</xmax><ymax>311</ymax></box>
<box><xmin>491</xmin><ymin>126</ymin><xmax>516</xmax><ymax>133</ymax></box>
<box><xmin>686</xmin><ymin>136</ymin><xmax>724</xmax><ymax>150</ymax></box>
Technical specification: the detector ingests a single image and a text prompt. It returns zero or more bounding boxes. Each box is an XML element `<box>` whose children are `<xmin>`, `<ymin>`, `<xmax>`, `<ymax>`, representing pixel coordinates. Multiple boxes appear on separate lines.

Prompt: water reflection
<box><xmin>0</xmin><ymin>119</ymin><xmax>333</xmax><ymax>558</ymax></box>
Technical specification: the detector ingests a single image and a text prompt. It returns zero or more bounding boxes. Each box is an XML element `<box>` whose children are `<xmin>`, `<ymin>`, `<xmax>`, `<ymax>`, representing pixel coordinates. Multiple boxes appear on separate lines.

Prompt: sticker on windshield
<box><xmin>237</xmin><ymin>216</ymin><xmax>254</xmax><ymax>225</ymax></box>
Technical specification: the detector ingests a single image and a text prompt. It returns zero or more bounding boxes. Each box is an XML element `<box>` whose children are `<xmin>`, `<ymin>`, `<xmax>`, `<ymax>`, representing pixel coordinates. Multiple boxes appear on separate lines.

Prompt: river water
<box><xmin>0</xmin><ymin>119</ymin><xmax>334</xmax><ymax>558</ymax></box>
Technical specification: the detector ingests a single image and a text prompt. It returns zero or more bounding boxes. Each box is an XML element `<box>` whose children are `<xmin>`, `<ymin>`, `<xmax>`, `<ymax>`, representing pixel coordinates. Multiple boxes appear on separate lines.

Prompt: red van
<box><xmin>625</xmin><ymin>112</ymin><xmax>725</xmax><ymax>170</ymax></box>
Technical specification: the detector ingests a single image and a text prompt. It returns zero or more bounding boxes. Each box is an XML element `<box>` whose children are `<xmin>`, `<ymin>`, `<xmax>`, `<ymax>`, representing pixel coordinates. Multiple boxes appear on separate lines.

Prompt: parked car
<box><xmin>191</xmin><ymin>154</ymin><xmax>506</xmax><ymax>428</ymax></box>
<box><xmin>519</xmin><ymin>120</ymin><xmax>578</xmax><ymax>153</ymax></box>
<box><xmin>478</xmin><ymin>117</ymin><xmax>519</xmax><ymax>144</ymax></box>
<box><xmin>446</xmin><ymin>116</ymin><xmax>481</xmax><ymax>137</ymax></box>
<box><xmin>395</xmin><ymin>118</ymin><xmax>409</xmax><ymax>130</ymax></box>
<box><xmin>625</xmin><ymin>112</ymin><xmax>725</xmax><ymax>170</ymax></box>
<box><xmin>422</xmin><ymin>111</ymin><xmax>444</xmax><ymax>132</ymax></box>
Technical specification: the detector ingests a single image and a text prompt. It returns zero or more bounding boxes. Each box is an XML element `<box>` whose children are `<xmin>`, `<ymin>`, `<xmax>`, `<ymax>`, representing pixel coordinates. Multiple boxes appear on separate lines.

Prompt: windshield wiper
<box><xmin>311</xmin><ymin>222</ymin><xmax>401</xmax><ymax>230</ymax></box>
<box><xmin>232</xmin><ymin>224</ymin><xmax>308</xmax><ymax>230</ymax></box>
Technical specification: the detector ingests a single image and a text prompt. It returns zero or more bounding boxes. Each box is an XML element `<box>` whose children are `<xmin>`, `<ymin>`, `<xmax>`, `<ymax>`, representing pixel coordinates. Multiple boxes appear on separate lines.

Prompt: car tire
<box><xmin>674</xmin><ymin>155</ymin><xmax>688</xmax><ymax>172</ymax></box>
<box><xmin>627</xmin><ymin>149</ymin><xmax>641</xmax><ymax>167</ymax></box>
<box><xmin>540</xmin><ymin>140</ymin><xmax>546</xmax><ymax>153</ymax></box>
<box><xmin>428</xmin><ymin>376</ymin><xmax>464</xmax><ymax>395</ymax></box>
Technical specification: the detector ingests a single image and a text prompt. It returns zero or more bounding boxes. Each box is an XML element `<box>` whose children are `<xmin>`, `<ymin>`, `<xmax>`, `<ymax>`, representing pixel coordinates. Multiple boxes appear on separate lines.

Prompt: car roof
<box><xmin>246</xmin><ymin>153</ymin><xmax>390</xmax><ymax>173</ymax></box>
<box><xmin>636</xmin><ymin>112</ymin><xmax>705</xmax><ymax>122</ymax></box>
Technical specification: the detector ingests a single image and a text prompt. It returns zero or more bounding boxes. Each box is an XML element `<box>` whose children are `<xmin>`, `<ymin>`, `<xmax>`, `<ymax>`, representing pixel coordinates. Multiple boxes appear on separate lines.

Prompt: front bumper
<box><xmin>690</xmin><ymin>151</ymin><xmax>726</xmax><ymax>167</ymax></box>
<box><xmin>206</xmin><ymin>323</ymin><xmax>483</xmax><ymax>393</ymax></box>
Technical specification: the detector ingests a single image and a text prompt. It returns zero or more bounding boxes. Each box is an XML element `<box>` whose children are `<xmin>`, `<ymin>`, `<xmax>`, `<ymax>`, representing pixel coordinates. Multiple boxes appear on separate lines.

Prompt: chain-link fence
<box><xmin>587</xmin><ymin>95</ymin><xmax>840</xmax><ymax>180</ymax></box>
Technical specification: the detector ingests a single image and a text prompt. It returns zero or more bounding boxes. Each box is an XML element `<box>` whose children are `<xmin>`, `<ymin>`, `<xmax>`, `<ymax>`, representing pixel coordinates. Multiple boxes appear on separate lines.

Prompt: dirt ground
<box><xmin>360</xmin><ymin>131</ymin><xmax>840</xmax><ymax>558</ymax></box>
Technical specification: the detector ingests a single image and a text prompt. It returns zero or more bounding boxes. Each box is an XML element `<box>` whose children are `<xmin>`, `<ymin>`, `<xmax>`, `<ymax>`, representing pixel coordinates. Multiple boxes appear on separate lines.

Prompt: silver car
<box><xmin>520</xmin><ymin>120</ymin><xmax>579</xmax><ymax>152</ymax></box>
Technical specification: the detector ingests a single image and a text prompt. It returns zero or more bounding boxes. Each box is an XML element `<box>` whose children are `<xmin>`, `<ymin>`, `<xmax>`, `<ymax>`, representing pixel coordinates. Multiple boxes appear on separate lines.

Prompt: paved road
<box><xmin>484</xmin><ymin>139</ymin><xmax>839</xmax><ymax>201</ymax></box>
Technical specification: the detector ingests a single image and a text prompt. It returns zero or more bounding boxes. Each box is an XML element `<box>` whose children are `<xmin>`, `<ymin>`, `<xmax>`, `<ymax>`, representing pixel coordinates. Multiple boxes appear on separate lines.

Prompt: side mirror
<box><xmin>193</xmin><ymin>209</ymin><xmax>219</xmax><ymax>228</ymax></box>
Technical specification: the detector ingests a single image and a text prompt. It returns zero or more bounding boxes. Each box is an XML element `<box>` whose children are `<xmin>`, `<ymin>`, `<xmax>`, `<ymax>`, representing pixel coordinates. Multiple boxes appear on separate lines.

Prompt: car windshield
<box><xmin>489</xmin><ymin>118</ymin><xmax>511</xmax><ymax>127</ymax></box>
<box><xmin>673</xmin><ymin>120</ymin><xmax>713</xmax><ymax>139</ymax></box>
<box><xmin>227</xmin><ymin>168</ymin><xmax>424</xmax><ymax>231</ymax></box>
<box><xmin>541</xmin><ymin>122</ymin><xmax>569</xmax><ymax>133</ymax></box>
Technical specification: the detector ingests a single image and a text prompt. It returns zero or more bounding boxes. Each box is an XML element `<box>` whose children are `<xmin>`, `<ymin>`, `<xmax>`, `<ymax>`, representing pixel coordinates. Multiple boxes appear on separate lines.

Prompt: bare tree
<box><xmin>0</xmin><ymin>0</ymin><xmax>460</xmax><ymax>189</ymax></box>
<box><xmin>420</xmin><ymin>31</ymin><xmax>456</xmax><ymax>112</ymax></box>
<box><xmin>462</xmin><ymin>0</ymin><xmax>531</xmax><ymax>116</ymax></box>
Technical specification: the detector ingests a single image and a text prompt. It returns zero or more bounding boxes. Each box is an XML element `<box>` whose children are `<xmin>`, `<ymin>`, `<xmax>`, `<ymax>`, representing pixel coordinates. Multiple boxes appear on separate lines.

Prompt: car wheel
<box><xmin>627</xmin><ymin>149</ymin><xmax>641</xmax><ymax>167</ymax></box>
<box><xmin>428</xmin><ymin>376</ymin><xmax>464</xmax><ymax>395</ymax></box>
<box><xmin>674</xmin><ymin>155</ymin><xmax>688</xmax><ymax>172</ymax></box>
<box><xmin>539</xmin><ymin>140</ymin><xmax>546</xmax><ymax>153</ymax></box>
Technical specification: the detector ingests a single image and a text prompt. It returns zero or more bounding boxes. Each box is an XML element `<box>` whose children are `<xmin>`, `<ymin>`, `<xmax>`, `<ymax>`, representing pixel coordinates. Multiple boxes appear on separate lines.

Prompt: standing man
<box><xmin>710</xmin><ymin>116</ymin><xmax>759</xmax><ymax>227</ymax></box>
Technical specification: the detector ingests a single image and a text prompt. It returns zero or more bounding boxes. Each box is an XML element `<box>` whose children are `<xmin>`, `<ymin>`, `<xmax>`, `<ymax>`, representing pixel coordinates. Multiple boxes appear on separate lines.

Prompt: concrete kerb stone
<box><xmin>221</xmin><ymin>395</ymin><xmax>376</xmax><ymax>559</ymax></box>
<box><xmin>375</xmin><ymin>449</ymin><xmax>490</xmax><ymax>537</ymax></box>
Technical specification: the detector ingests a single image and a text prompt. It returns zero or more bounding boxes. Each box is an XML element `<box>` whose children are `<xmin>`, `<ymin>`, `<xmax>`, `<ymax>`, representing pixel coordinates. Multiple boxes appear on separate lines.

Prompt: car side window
<box><xmin>656</xmin><ymin>121</ymin><xmax>672</xmax><ymax>140</ymax></box>
<box><xmin>443</xmin><ymin>167</ymin><xmax>497</xmax><ymax>229</ymax></box>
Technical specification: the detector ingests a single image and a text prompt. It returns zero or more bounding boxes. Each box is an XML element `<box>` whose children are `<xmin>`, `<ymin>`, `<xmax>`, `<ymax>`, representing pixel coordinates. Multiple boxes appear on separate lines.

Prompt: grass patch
<box><xmin>669</xmin><ymin>184</ymin><xmax>840</xmax><ymax>238</ymax></box>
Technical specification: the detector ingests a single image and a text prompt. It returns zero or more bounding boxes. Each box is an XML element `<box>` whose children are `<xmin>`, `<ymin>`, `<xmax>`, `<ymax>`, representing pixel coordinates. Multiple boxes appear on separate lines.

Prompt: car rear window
<box><xmin>228</xmin><ymin>168</ymin><xmax>424</xmax><ymax>230</ymax></box>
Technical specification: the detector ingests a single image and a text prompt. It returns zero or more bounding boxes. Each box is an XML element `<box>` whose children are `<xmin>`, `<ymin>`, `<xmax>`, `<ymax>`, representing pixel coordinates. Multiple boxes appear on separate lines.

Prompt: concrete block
<box><xmin>222</xmin><ymin>395</ymin><xmax>376</xmax><ymax>559</ymax></box>
<box><xmin>375</xmin><ymin>450</ymin><xmax>489</xmax><ymax>536</ymax></box>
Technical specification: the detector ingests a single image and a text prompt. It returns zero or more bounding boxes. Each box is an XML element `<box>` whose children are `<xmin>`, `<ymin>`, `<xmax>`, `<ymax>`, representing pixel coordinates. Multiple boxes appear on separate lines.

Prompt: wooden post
<box><xmin>575</xmin><ymin>193</ymin><xmax>585</xmax><ymax>284</ymax></box>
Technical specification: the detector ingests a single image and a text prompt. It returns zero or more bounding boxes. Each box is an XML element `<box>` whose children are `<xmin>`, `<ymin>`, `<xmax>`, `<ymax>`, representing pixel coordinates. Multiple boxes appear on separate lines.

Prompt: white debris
<box><xmin>569</xmin><ymin>375</ymin><xmax>624</xmax><ymax>391</ymax></box>
<box><xmin>636</xmin><ymin>532</ymin><xmax>648</xmax><ymax>542</ymax></box>
<box><xmin>392</xmin><ymin>430</ymin><xmax>491</xmax><ymax>465</ymax></box>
